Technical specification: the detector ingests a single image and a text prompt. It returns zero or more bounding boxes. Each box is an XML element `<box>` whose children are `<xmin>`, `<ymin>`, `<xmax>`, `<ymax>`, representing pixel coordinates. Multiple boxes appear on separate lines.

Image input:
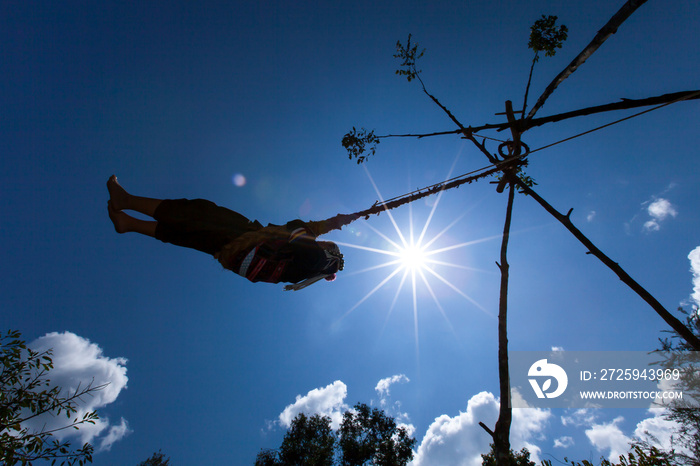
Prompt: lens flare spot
<box><xmin>232</xmin><ymin>173</ymin><xmax>247</xmax><ymax>187</ymax></box>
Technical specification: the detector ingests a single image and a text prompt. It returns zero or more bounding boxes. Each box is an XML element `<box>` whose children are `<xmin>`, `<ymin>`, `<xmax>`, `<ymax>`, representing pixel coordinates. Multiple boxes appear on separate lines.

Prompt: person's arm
<box><xmin>284</xmin><ymin>219</ymin><xmax>317</xmax><ymax>241</ymax></box>
<box><xmin>300</xmin><ymin>213</ymin><xmax>362</xmax><ymax>237</ymax></box>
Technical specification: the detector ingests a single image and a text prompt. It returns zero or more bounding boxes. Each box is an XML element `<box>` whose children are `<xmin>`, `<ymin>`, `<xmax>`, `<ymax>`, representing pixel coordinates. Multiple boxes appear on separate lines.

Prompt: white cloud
<box><xmin>561</xmin><ymin>409</ymin><xmax>597</xmax><ymax>427</ymax></box>
<box><xmin>643</xmin><ymin>198</ymin><xmax>677</xmax><ymax>232</ymax></box>
<box><xmin>688</xmin><ymin>246</ymin><xmax>700</xmax><ymax>308</ymax></box>
<box><xmin>587</xmin><ymin>211</ymin><xmax>596</xmax><ymax>222</ymax></box>
<box><xmin>647</xmin><ymin>198</ymin><xmax>677</xmax><ymax>221</ymax></box>
<box><xmin>627</xmin><ymin>186</ymin><xmax>678</xmax><ymax>234</ymax></box>
<box><xmin>98</xmin><ymin>418</ymin><xmax>130</xmax><ymax>452</ymax></box>
<box><xmin>278</xmin><ymin>380</ymin><xmax>349</xmax><ymax>429</ymax></box>
<box><xmin>411</xmin><ymin>391</ymin><xmax>550</xmax><ymax>466</ymax></box>
<box><xmin>633</xmin><ymin>409</ymin><xmax>676</xmax><ymax>448</ymax></box>
<box><xmin>374</xmin><ymin>375</ymin><xmax>414</xmax><ymax>436</ymax></box>
<box><xmin>579</xmin><ymin>408</ymin><xmax>691</xmax><ymax>462</ymax></box>
<box><xmin>411</xmin><ymin>392</ymin><xmax>496</xmax><ymax>466</ymax></box>
<box><xmin>274</xmin><ymin>378</ymin><xmax>416</xmax><ymax>440</ymax></box>
<box><xmin>643</xmin><ymin>220</ymin><xmax>660</xmax><ymax>232</ymax></box>
<box><xmin>554</xmin><ymin>436</ymin><xmax>574</xmax><ymax>448</ymax></box>
<box><xmin>510</xmin><ymin>390</ymin><xmax>551</xmax><ymax>460</ymax></box>
<box><xmin>585</xmin><ymin>416</ymin><xmax>633</xmax><ymax>461</ymax></box>
<box><xmin>632</xmin><ymin>408</ymin><xmax>695</xmax><ymax>460</ymax></box>
<box><xmin>398</xmin><ymin>419</ymin><xmax>417</xmax><ymax>439</ymax></box>
<box><xmin>376</xmin><ymin>374</ymin><xmax>410</xmax><ymax>399</ymax></box>
<box><xmin>27</xmin><ymin>332</ymin><xmax>130</xmax><ymax>451</ymax></box>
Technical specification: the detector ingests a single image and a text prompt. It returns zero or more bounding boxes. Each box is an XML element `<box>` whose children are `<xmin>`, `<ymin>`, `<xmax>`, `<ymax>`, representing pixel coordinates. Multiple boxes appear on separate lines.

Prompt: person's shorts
<box><xmin>153</xmin><ymin>199</ymin><xmax>261</xmax><ymax>256</ymax></box>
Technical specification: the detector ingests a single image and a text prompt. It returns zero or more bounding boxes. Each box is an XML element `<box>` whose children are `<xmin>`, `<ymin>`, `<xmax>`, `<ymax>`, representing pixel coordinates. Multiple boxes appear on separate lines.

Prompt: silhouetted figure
<box><xmin>107</xmin><ymin>175</ymin><xmax>346</xmax><ymax>290</ymax></box>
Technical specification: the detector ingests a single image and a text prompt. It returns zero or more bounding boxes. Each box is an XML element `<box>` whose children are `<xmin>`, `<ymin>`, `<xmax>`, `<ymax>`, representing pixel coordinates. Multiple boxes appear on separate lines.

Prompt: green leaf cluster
<box><xmin>528</xmin><ymin>15</ymin><xmax>568</xmax><ymax>60</ymax></box>
<box><xmin>342</xmin><ymin>127</ymin><xmax>380</xmax><ymax>164</ymax></box>
<box><xmin>278</xmin><ymin>413</ymin><xmax>335</xmax><ymax>465</ymax></box>
<box><xmin>481</xmin><ymin>444</ymin><xmax>536</xmax><ymax>466</ymax></box>
<box><xmin>0</xmin><ymin>330</ymin><xmax>101</xmax><ymax>465</ymax></box>
<box><xmin>138</xmin><ymin>449</ymin><xmax>171</xmax><ymax>466</ymax></box>
<box><xmin>515</xmin><ymin>174</ymin><xmax>537</xmax><ymax>192</ymax></box>
<box><xmin>256</xmin><ymin>403</ymin><xmax>416</xmax><ymax>466</ymax></box>
<box><xmin>550</xmin><ymin>445</ymin><xmax>674</xmax><ymax>466</ymax></box>
<box><xmin>338</xmin><ymin>403</ymin><xmax>415</xmax><ymax>466</ymax></box>
<box><xmin>393</xmin><ymin>34</ymin><xmax>425</xmax><ymax>82</ymax></box>
<box><xmin>482</xmin><ymin>444</ymin><xmax>673</xmax><ymax>466</ymax></box>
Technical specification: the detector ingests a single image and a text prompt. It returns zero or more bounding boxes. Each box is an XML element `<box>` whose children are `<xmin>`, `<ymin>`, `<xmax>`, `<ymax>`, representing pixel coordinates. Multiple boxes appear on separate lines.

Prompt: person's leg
<box><xmin>108</xmin><ymin>201</ymin><xmax>157</xmax><ymax>236</ymax></box>
<box><xmin>107</xmin><ymin>175</ymin><xmax>253</xmax><ymax>255</ymax></box>
<box><xmin>149</xmin><ymin>198</ymin><xmax>259</xmax><ymax>255</ymax></box>
<box><xmin>107</xmin><ymin>175</ymin><xmax>162</xmax><ymax>217</ymax></box>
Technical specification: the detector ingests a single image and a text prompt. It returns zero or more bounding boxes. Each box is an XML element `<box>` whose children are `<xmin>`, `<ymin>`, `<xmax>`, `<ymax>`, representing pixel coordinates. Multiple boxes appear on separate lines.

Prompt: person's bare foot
<box><xmin>107</xmin><ymin>175</ymin><xmax>130</xmax><ymax>211</ymax></box>
<box><xmin>108</xmin><ymin>200</ymin><xmax>129</xmax><ymax>233</ymax></box>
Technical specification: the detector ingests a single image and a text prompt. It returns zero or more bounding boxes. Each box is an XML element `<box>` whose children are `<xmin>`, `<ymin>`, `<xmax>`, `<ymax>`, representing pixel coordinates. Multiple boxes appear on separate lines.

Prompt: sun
<box><xmin>334</xmin><ymin>164</ymin><xmax>494</xmax><ymax>354</ymax></box>
<box><xmin>397</xmin><ymin>242</ymin><xmax>427</xmax><ymax>271</ymax></box>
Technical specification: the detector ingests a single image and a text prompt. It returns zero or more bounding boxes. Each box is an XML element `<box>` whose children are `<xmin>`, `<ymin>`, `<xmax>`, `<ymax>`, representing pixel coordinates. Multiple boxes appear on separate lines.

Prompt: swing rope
<box><xmin>317</xmin><ymin>158</ymin><xmax>522</xmax><ymax>235</ymax></box>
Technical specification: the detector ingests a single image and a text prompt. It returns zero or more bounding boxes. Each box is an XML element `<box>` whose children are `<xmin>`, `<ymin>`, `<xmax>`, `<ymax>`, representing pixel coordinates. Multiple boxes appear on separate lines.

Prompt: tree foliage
<box><xmin>338</xmin><ymin>403</ymin><xmax>415</xmax><ymax>466</ymax></box>
<box><xmin>549</xmin><ymin>445</ymin><xmax>674</xmax><ymax>466</ymax></box>
<box><xmin>255</xmin><ymin>403</ymin><xmax>416</xmax><ymax>466</ymax></box>
<box><xmin>481</xmin><ymin>444</ymin><xmax>536</xmax><ymax>466</ymax></box>
<box><xmin>0</xmin><ymin>330</ymin><xmax>103</xmax><ymax>465</ymax></box>
<box><xmin>255</xmin><ymin>448</ymin><xmax>282</xmax><ymax>466</ymax></box>
<box><xmin>522</xmin><ymin>15</ymin><xmax>568</xmax><ymax>117</ymax></box>
<box><xmin>393</xmin><ymin>33</ymin><xmax>424</xmax><ymax>83</ymax></box>
<box><xmin>342</xmin><ymin>127</ymin><xmax>380</xmax><ymax>164</ymax></box>
<box><xmin>138</xmin><ymin>450</ymin><xmax>171</xmax><ymax>466</ymax></box>
<box><xmin>280</xmin><ymin>413</ymin><xmax>336</xmax><ymax>466</ymax></box>
<box><xmin>482</xmin><ymin>445</ymin><xmax>674</xmax><ymax>466</ymax></box>
<box><xmin>528</xmin><ymin>15</ymin><xmax>568</xmax><ymax>60</ymax></box>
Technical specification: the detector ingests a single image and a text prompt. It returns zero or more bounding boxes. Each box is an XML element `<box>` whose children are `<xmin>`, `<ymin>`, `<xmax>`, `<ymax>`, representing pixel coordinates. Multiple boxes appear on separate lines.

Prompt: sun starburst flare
<box><xmin>335</xmin><ymin>162</ymin><xmax>496</xmax><ymax>357</ymax></box>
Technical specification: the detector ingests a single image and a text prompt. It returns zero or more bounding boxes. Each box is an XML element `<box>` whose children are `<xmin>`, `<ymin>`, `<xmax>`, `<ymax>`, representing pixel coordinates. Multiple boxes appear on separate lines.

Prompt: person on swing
<box><xmin>107</xmin><ymin>175</ymin><xmax>352</xmax><ymax>290</ymax></box>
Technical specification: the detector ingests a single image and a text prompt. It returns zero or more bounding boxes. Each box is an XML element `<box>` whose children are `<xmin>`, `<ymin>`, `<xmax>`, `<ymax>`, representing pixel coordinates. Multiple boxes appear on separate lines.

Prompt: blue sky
<box><xmin>2</xmin><ymin>1</ymin><xmax>699</xmax><ymax>464</ymax></box>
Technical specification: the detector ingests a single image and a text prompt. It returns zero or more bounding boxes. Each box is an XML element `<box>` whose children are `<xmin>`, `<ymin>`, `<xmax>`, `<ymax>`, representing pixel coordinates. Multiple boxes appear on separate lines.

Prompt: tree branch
<box><xmin>521</xmin><ymin>53</ymin><xmax>538</xmax><ymax>115</ymax></box>
<box><xmin>526</xmin><ymin>0</ymin><xmax>649</xmax><ymax>119</ymax></box>
<box><xmin>513</xmin><ymin>177</ymin><xmax>700</xmax><ymax>351</ymax></box>
<box><xmin>493</xmin><ymin>182</ymin><xmax>515</xmax><ymax>463</ymax></box>
<box><xmin>380</xmin><ymin>129</ymin><xmax>464</xmax><ymax>139</ymax></box>
<box><xmin>12</xmin><ymin>381</ymin><xmax>107</xmax><ymax>427</ymax></box>
<box><xmin>415</xmin><ymin>75</ymin><xmax>467</xmax><ymax>133</ymax></box>
<box><xmin>411</xmin><ymin>73</ymin><xmax>503</xmax><ymax>164</ymax></box>
<box><xmin>523</xmin><ymin>90</ymin><xmax>700</xmax><ymax>131</ymax></box>
<box><xmin>479</xmin><ymin>421</ymin><xmax>495</xmax><ymax>438</ymax></box>
<box><xmin>375</xmin><ymin>89</ymin><xmax>700</xmax><ymax>141</ymax></box>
